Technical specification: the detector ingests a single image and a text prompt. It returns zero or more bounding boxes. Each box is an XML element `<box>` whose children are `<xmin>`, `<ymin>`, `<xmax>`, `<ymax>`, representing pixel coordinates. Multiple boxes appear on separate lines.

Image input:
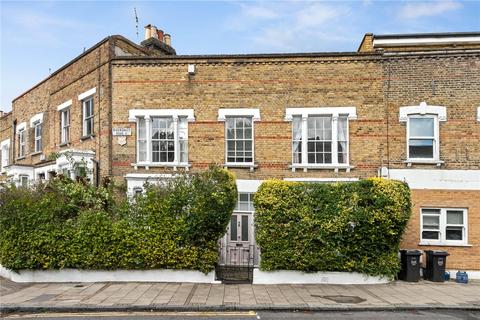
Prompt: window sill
<box><xmin>418</xmin><ymin>242</ymin><xmax>472</xmax><ymax>247</ymax></box>
<box><xmin>80</xmin><ymin>134</ymin><xmax>95</xmax><ymax>141</ymax></box>
<box><xmin>30</xmin><ymin>151</ymin><xmax>42</xmax><ymax>157</ymax></box>
<box><xmin>405</xmin><ymin>159</ymin><xmax>444</xmax><ymax>166</ymax></box>
<box><xmin>16</xmin><ymin>156</ymin><xmax>26</xmax><ymax>161</ymax></box>
<box><xmin>223</xmin><ymin>163</ymin><xmax>258</xmax><ymax>172</ymax></box>
<box><xmin>132</xmin><ymin>162</ymin><xmax>191</xmax><ymax>171</ymax></box>
<box><xmin>59</xmin><ymin>142</ymin><xmax>71</xmax><ymax>147</ymax></box>
<box><xmin>289</xmin><ymin>164</ymin><xmax>354</xmax><ymax>173</ymax></box>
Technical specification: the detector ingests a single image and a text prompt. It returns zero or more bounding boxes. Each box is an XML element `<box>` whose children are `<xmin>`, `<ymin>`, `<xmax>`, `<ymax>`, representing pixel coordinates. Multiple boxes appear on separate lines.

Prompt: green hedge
<box><xmin>254</xmin><ymin>178</ymin><xmax>411</xmax><ymax>277</ymax></box>
<box><xmin>0</xmin><ymin>167</ymin><xmax>237</xmax><ymax>273</ymax></box>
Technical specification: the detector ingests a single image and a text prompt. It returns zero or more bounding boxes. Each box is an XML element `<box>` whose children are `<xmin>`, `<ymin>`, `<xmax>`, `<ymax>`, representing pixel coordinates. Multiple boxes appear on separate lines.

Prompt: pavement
<box><xmin>1</xmin><ymin>277</ymin><xmax>479</xmax><ymax>314</ymax></box>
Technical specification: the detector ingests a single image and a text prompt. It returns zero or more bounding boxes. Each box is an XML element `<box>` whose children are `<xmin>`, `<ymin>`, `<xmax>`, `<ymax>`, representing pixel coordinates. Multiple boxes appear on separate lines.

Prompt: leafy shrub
<box><xmin>254</xmin><ymin>178</ymin><xmax>411</xmax><ymax>277</ymax></box>
<box><xmin>0</xmin><ymin>167</ymin><xmax>236</xmax><ymax>273</ymax></box>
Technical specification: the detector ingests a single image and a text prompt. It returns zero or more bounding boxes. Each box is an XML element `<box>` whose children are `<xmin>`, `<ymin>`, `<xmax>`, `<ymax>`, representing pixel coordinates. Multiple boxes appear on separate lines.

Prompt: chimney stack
<box><xmin>141</xmin><ymin>24</ymin><xmax>176</xmax><ymax>55</ymax></box>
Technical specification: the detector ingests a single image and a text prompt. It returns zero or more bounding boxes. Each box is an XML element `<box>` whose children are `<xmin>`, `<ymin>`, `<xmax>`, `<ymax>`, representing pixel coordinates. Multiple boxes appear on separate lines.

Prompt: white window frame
<box><xmin>19</xmin><ymin>174</ymin><xmax>29</xmax><ymax>187</ymax></box>
<box><xmin>60</xmin><ymin>108</ymin><xmax>71</xmax><ymax>144</ymax></box>
<box><xmin>406</xmin><ymin>115</ymin><xmax>439</xmax><ymax>161</ymax></box>
<box><xmin>17</xmin><ymin>128</ymin><xmax>26</xmax><ymax>158</ymax></box>
<box><xmin>0</xmin><ymin>139</ymin><xmax>10</xmax><ymax>173</ymax></box>
<box><xmin>230</xmin><ymin>192</ymin><xmax>255</xmax><ymax>243</ymax></box>
<box><xmin>82</xmin><ymin>96</ymin><xmax>94</xmax><ymax>137</ymax></box>
<box><xmin>33</xmin><ymin>120</ymin><xmax>42</xmax><ymax>152</ymax></box>
<box><xmin>420</xmin><ymin>207</ymin><xmax>469</xmax><ymax>246</ymax></box>
<box><xmin>128</xmin><ymin>109</ymin><xmax>195</xmax><ymax>169</ymax></box>
<box><xmin>399</xmin><ymin>102</ymin><xmax>446</xmax><ymax>164</ymax></box>
<box><xmin>218</xmin><ymin>108</ymin><xmax>260</xmax><ymax>169</ymax></box>
<box><xmin>285</xmin><ymin>107</ymin><xmax>356</xmax><ymax>172</ymax></box>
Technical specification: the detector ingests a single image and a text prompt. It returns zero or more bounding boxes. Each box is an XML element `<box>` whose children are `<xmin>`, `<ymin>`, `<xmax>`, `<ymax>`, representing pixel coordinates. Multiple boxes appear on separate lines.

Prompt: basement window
<box><xmin>420</xmin><ymin>208</ymin><xmax>468</xmax><ymax>246</ymax></box>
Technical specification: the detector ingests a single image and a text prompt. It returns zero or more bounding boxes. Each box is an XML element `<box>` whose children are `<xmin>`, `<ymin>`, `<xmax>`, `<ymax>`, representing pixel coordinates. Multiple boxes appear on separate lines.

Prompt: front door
<box><xmin>226</xmin><ymin>213</ymin><xmax>252</xmax><ymax>266</ymax></box>
<box><xmin>216</xmin><ymin>193</ymin><xmax>257</xmax><ymax>283</ymax></box>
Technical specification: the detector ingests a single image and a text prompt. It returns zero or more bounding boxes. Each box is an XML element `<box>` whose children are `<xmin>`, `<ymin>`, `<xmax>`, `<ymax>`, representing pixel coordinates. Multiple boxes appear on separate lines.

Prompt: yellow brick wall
<box><xmin>401</xmin><ymin>189</ymin><xmax>480</xmax><ymax>271</ymax></box>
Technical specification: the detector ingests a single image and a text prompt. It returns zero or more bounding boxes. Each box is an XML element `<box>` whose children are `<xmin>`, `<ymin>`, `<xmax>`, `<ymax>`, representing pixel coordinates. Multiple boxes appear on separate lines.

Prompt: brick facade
<box><xmin>2</xmin><ymin>31</ymin><xmax>479</xmax><ymax>272</ymax></box>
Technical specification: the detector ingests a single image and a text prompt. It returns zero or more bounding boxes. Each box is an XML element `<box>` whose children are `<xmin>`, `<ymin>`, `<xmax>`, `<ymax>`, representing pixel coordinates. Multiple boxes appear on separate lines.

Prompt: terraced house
<box><xmin>0</xmin><ymin>28</ymin><xmax>479</xmax><ymax>278</ymax></box>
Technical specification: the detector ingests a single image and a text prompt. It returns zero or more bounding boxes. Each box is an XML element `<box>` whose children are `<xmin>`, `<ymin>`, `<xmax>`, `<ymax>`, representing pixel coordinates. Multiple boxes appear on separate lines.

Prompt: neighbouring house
<box><xmin>1</xmin><ymin>28</ymin><xmax>479</xmax><ymax>279</ymax></box>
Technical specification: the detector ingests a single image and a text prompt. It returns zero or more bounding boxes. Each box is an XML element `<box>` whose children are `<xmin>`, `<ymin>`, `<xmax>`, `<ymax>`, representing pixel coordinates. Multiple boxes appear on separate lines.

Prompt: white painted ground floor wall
<box><xmin>0</xmin><ymin>265</ymin><xmax>216</xmax><ymax>283</ymax></box>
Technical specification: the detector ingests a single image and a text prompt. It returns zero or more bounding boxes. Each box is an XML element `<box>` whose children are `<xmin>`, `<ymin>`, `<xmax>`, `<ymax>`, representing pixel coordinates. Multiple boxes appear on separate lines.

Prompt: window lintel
<box><xmin>218</xmin><ymin>108</ymin><xmax>261</xmax><ymax>121</ymax></box>
<box><xmin>128</xmin><ymin>109</ymin><xmax>195</xmax><ymax>122</ymax></box>
<box><xmin>78</xmin><ymin>87</ymin><xmax>96</xmax><ymax>101</ymax></box>
<box><xmin>57</xmin><ymin>100</ymin><xmax>72</xmax><ymax>111</ymax></box>
<box><xmin>399</xmin><ymin>102</ymin><xmax>446</xmax><ymax>122</ymax></box>
<box><xmin>285</xmin><ymin>107</ymin><xmax>357</xmax><ymax>121</ymax></box>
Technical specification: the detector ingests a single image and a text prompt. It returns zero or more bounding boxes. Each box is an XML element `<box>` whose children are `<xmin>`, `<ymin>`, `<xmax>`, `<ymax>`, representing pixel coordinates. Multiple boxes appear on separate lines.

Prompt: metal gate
<box><xmin>215</xmin><ymin>244</ymin><xmax>254</xmax><ymax>283</ymax></box>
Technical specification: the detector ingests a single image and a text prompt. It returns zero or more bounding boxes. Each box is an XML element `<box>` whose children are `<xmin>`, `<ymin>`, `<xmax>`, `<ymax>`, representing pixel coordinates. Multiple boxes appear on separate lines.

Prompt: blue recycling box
<box><xmin>456</xmin><ymin>271</ymin><xmax>468</xmax><ymax>284</ymax></box>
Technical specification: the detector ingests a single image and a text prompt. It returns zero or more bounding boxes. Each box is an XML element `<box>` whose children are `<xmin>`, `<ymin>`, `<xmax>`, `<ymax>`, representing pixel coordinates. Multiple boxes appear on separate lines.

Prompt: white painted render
<box><xmin>373</xmin><ymin>36</ymin><xmax>480</xmax><ymax>47</ymax></box>
<box><xmin>253</xmin><ymin>269</ymin><xmax>390</xmax><ymax>284</ymax></box>
<box><xmin>0</xmin><ymin>265</ymin><xmax>216</xmax><ymax>283</ymax></box>
<box><xmin>284</xmin><ymin>107</ymin><xmax>357</xmax><ymax>121</ymax></box>
<box><xmin>382</xmin><ymin>168</ymin><xmax>480</xmax><ymax>190</ymax></box>
<box><xmin>447</xmin><ymin>270</ymin><xmax>480</xmax><ymax>280</ymax></box>
<box><xmin>78</xmin><ymin>87</ymin><xmax>96</xmax><ymax>101</ymax></box>
<box><xmin>236</xmin><ymin>179</ymin><xmax>263</xmax><ymax>192</ymax></box>
<box><xmin>217</xmin><ymin>108</ymin><xmax>261</xmax><ymax>121</ymax></box>
<box><xmin>284</xmin><ymin>178</ymin><xmax>359</xmax><ymax>182</ymax></box>
<box><xmin>125</xmin><ymin>173</ymin><xmax>173</xmax><ymax>195</ymax></box>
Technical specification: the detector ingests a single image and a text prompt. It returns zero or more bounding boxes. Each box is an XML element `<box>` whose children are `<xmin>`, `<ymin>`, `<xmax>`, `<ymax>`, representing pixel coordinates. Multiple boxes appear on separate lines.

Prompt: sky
<box><xmin>1</xmin><ymin>0</ymin><xmax>479</xmax><ymax>111</ymax></box>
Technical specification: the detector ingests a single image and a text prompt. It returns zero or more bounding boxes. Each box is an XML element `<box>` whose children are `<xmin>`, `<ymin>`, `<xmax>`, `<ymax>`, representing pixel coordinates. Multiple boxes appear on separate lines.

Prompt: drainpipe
<box><xmin>12</xmin><ymin>119</ymin><xmax>16</xmax><ymax>164</ymax></box>
<box><xmin>90</xmin><ymin>158</ymin><xmax>100</xmax><ymax>187</ymax></box>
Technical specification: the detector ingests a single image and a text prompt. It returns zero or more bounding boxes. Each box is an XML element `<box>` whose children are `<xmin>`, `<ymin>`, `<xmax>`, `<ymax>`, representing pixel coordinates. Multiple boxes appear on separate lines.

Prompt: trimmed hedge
<box><xmin>254</xmin><ymin>178</ymin><xmax>411</xmax><ymax>277</ymax></box>
<box><xmin>0</xmin><ymin>167</ymin><xmax>237</xmax><ymax>273</ymax></box>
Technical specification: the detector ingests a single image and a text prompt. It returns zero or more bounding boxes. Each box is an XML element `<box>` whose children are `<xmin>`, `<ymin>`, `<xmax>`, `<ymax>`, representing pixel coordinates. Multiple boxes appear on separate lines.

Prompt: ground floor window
<box><xmin>421</xmin><ymin>207</ymin><xmax>468</xmax><ymax>245</ymax></box>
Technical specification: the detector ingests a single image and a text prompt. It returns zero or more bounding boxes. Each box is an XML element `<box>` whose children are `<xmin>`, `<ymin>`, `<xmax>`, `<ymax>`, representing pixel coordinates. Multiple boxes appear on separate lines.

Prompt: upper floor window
<box><xmin>399</xmin><ymin>102</ymin><xmax>446</xmax><ymax>164</ymax></box>
<box><xmin>78</xmin><ymin>88</ymin><xmax>96</xmax><ymax>137</ymax></box>
<box><xmin>61</xmin><ymin>108</ymin><xmax>70</xmax><ymax>144</ymax></box>
<box><xmin>226</xmin><ymin>117</ymin><xmax>253</xmax><ymax>163</ymax></box>
<box><xmin>33</xmin><ymin>121</ymin><xmax>42</xmax><ymax>152</ymax></box>
<box><xmin>218</xmin><ymin>108</ymin><xmax>261</xmax><ymax>167</ymax></box>
<box><xmin>129</xmin><ymin>109</ymin><xmax>194</xmax><ymax>168</ymax></box>
<box><xmin>407</xmin><ymin>115</ymin><xmax>436</xmax><ymax>159</ymax></box>
<box><xmin>16</xmin><ymin>122</ymin><xmax>26</xmax><ymax>158</ymax></box>
<box><xmin>286</xmin><ymin>107</ymin><xmax>357</xmax><ymax>171</ymax></box>
<box><xmin>82</xmin><ymin>97</ymin><xmax>94</xmax><ymax>137</ymax></box>
<box><xmin>28</xmin><ymin>113</ymin><xmax>44</xmax><ymax>153</ymax></box>
<box><xmin>58</xmin><ymin>100</ymin><xmax>72</xmax><ymax>145</ymax></box>
<box><xmin>421</xmin><ymin>207</ymin><xmax>468</xmax><ymax>246</ymax></box>
<box><xmin>0</xmin><ymin>139</ymin><xmax>9</xmax><ymax>173</ymax></box>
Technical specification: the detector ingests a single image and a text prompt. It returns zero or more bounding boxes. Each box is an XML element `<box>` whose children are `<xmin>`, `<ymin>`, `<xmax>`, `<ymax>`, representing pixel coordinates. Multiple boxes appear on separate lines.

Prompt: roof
<box><xmin>374</xmin><ymin>31</ymin><xmax>480</xmax><ymax>39</ymax></box>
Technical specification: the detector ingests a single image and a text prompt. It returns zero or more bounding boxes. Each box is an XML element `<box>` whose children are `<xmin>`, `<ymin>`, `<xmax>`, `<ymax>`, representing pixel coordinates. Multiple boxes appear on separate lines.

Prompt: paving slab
<box><xmin>1</xmin><ymin>278</ymin><xmax>479</xmax><ymax>314</ymax></box>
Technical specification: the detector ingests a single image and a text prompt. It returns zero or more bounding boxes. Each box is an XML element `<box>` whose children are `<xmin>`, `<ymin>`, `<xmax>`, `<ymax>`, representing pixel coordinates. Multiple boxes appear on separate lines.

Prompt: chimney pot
<box><xmin>144</xmin><ymin>24</ymin><xmax>152</xmax><ymax>40</ymax></box>
<box><xmin>157</xmin><ymin>29</ymin><xmax>164</xmax><ymax>42</ymax></box>
<box><xmin>151</xmin><ymin>25</ymin><xmax>158</xmax><ymax>39</ymax></box>
<box><xmin>164</xmin><ymin>34</ymin><xmax>171</xmax><ymax>46</ymax></box>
